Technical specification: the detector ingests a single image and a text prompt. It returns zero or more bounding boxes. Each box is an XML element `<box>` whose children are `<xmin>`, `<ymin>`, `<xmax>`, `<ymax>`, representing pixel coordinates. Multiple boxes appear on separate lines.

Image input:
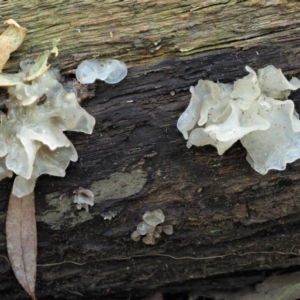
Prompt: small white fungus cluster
<box><xmin>73</xmin><ymin>187</ymin><xmax>94</xmax><ymax>212</ymax></box>
<box><xmin>131</xmin><ymin>209</ymin><xmax>173</xmax><ymax>245</ymax></box>
<box><xmin>177</xmin><ymin>65</ymin><xmax>300</xmax><ymax>174</ymax></box>
<box><xmin>0</xmin><ymin>63</ymin><xmax>95</xmax><ymax>197</ymax></box>
<box><xmin>76</xmin><ymin>59</ymin><xmax>127</xmax><ymax>84</ymax></box>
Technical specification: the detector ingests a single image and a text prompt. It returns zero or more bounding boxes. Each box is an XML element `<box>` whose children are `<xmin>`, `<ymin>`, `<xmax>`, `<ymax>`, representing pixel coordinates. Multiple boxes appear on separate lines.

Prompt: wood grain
<box><xmin>0</xmin><ymin>1</ymin><xmax>299</xmax><ymax>71</ymax></box>
<box><xmin>0</xmin><ymin>1</ymin><xmax>300</xmax><ymax>299</ymax></box>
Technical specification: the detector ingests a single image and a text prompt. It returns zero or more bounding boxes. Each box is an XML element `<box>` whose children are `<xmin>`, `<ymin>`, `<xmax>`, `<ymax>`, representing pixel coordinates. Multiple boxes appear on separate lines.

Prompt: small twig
<box><xmin>37</xmin><ymin>261</ymin><xmax>86</xmax><ymax>267</ymax></box>
<box><xmin>36</xmin><ymin>250</ymin><xmax>300</xmax><ymax>267</ymax></box>
<box><xmin>119</xmin><ymin>250</ymin><xmax>300</xmax><ymax>261</ymax></box>
<box><xmin>238</xmin><ymin>251</ymin><xmax>300</xmax><ymax>257</ymax></box>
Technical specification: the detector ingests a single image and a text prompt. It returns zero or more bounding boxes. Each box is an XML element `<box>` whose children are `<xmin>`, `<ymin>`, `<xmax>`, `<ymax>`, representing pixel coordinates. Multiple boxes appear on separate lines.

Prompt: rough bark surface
<box><xmin>1</xmin><ymin>1</ymin><xmax>300</xmax><ymax>299</ymax></box>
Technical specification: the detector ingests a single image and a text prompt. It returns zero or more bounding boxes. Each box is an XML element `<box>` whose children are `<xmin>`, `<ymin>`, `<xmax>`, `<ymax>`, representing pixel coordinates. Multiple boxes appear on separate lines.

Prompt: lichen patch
<box><xmin>91</xmin><ymin>170</ymin><xmax>148</xmax><ymax>203</ymax></box>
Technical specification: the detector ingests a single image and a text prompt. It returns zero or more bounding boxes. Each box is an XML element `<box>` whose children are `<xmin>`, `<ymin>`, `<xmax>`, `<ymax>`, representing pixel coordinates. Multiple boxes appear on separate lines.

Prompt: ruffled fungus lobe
<box><xmin>0</xmin><ymin>20</ymin><xmax>95</xmax><ymax>197</ymax></box>
<box><xmin>177</xmin><ymin>65</ymin><xmax>300</xmax><ymax>174</ymax></box>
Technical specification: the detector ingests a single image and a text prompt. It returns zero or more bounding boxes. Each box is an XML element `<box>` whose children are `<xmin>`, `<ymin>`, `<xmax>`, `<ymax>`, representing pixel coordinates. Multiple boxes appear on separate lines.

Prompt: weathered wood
<box><xmin>0</xmin><ymin>0</ymin><xmax>299</xmax><ymax>71</ymax></box>
<box><xmin>1</xmin><ymin>1</ymin><xmax>300</xmax><ymax>299</ymax></box>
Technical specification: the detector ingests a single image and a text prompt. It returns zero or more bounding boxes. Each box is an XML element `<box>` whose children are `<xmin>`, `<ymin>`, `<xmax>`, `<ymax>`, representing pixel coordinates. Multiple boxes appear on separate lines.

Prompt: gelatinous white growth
<box><xmin>142</xmin><ymin>209</ymin><xmax>165</xmax><ymax>227</ymax></box>
<box><xmin>131</xmin><ymin>209</ymin><xmax>173</xmax><ymax>245</ymax></box>
<box><xmin>142</xmin><ymin>233</ymin><xmax>156</xmax><ymax>245</ymax></box>
<box><xmin>177</xmin><ymin>65</ymin><xmax>300</xmax><ymax>174</ymax></box>
<box><xmin>130</xmin><ymin>230</ymin><xmax>141</xmax><ymax>242</ymax></box>
<box><xmin>162</xmin><ymin>225</ymin><xmax>173</xmax><ymax>235</ymax></box>
<box><xmin>76</xmin><ymin>59</ymin><xmax>127</xmax><ymax>84</ymax></box>
<box><xmin>73</xmin><ymin>187</ymin><xmax>94</xmax><ymax>212</ymax></box>
<box><xmin>0</xmin><ymin>66</ymin><xmax>95</xmax><ymax>197</ymax></box>
<box><xmin>137</xmin><ymin>221</ymin><xmax>155</xmax><ymax>235</ymax></box>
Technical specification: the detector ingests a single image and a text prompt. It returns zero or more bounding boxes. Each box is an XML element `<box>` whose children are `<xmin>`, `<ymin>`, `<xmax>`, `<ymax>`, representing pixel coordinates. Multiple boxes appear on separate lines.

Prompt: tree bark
<box><xmin>1</xmin><ymin>1</ymin><xmax>300</xmax><ymax>299</ymax></box>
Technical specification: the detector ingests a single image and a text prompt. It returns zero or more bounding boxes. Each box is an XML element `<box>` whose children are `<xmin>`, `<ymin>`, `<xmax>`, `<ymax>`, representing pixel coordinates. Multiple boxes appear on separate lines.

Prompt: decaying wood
<box><xmin>0</xmin><ymin>1</ymin><xmax>300</xmax><ymax>299</ymax></box>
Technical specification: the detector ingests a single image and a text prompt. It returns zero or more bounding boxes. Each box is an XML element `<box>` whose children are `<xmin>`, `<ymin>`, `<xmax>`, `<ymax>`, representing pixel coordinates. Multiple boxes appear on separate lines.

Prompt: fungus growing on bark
<box><xmin>0</xmin><ymin>20</ymin><xmax>95</xmax><ymax>197</ymax></box>
<box><xmin>177</xmin><ymin>65</ymin><xmax>300</xmax><ymax>174</ymax></box>
<box><xmin>73</xmin><ymin>187</ymin><xmax>94</xmax><ymax>212</ymax></box>
<box><xmin>131</xmin><ymin>209</ymin><xmax>173</xmax><ymax>245</ymax></box>
<box><xmin>76</xmin><ymin>59</ymin><xmax>127</xmax><ymax>84</ymax></box>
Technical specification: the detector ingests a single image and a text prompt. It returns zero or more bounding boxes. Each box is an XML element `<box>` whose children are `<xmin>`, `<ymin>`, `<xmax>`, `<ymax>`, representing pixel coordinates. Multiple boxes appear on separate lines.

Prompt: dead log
<box><xmin>1</xmin><ymin>1</ymin><xmax>300</xmax><ymax>299</ymax></box>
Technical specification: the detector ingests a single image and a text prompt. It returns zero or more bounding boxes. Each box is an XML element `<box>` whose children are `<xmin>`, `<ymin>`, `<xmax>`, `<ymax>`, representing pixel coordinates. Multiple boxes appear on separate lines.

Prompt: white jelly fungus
<box><xmin>73</xmin><ymin>187</ymin><xmax>94</xmax><ymax>212</ymax></box>
<box><xmin>0</xmin><ymin>20</ymin><xmax>95</xmax><ymax>197</ymax></box>
<box><xmin>143</xmin><ymin>209</ymin><xmax>165</xmax><ymax>226</ymax></box>
<box><xmin>131</xmin><ymin>230</ymin><xmax>141</xmax><ymax>242</ymax></box>
<box><xmin>4</xmin><ymin>66</ymin><xmax>95</xmax><ymax>197</ymax></box>
<box><xmin>76</xmin><ymin>59</ymin><xmax>127</xmax><ymax>84</ymax></box>
<box><xmin>131</xmin><ymin>209</ymin><xmax>173</xmax><ymax>245</ymax></box>
<box><xmin>177</xmin><ymin>65</ymin><xmax>300</xmax><ymax>174</ymax></box>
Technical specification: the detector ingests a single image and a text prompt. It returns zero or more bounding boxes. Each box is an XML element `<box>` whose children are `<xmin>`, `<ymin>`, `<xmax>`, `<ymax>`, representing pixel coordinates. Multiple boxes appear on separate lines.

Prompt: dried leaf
<box><xmin>0</xmin><ymin>72</ymin><xmax>25</xmax><ymax>86</ymax></box>
<box><xmin>6</xmin><ymin>191</ymin><xmax>37</xmax><ymax>300</ymax></box>
<box><xmin>24</xmin><ymin>38</ymin><xmax>60</xmax><ymax>82</ymax></box>
<box><xmin>0</xmin><ymin>19</ymin><xmax>27</xmax><ymax>72</ymax></box>
<box><xmin>0</xmin><ymin>38</ymin><xmax>60</xmax><ymax>87</ymax></box>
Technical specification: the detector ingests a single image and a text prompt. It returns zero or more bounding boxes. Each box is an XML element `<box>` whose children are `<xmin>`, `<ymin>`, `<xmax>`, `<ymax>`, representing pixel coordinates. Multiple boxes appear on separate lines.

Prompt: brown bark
<box><xmin>1</xmin><ymin>1</ymin><xmax>300</xmax><ymax>299</ymax></box>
